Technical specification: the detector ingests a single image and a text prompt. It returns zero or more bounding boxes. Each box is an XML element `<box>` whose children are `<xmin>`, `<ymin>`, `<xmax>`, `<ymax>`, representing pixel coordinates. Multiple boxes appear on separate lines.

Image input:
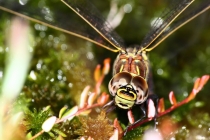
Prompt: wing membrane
<box><xmin>146</xmin><ymin>1</ymin><xmax>210</xmax><ymax>51</ymax></box>
<box><xmin>61</xmin><ymin>0</ymin><xmax>125</xmax><ymax>51</ymax></box>
<box><xmin>140</xmin><ymin>0</ymin><xmax>194</xmax><ymax>50</ymax></box>
<box><xmin>0</xmin><ymin>0</ymin><xmax>123</xmax><ymax>52</ymax></box>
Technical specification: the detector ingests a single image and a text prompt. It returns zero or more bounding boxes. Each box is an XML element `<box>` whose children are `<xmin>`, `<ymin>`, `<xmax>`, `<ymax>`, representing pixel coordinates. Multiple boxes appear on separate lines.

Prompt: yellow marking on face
<box><xmin>126</xmin><ymin>85</ymin><xmax>132</xmax><ymax>88</ymax></box>
<box><xmin>115</xmin><ymin>95</ymin><xmax>135</xmax><ymax>109</ymax></box>
<box><xmin>117</xmin><ymin>88</ymin><xmax>137</xmax><ymax>101</ymax></box>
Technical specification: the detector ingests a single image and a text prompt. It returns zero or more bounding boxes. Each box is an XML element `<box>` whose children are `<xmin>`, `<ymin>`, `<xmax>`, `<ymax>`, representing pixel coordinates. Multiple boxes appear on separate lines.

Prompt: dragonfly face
<box><xmin>109</xmin><ymin>48</ymin><xmax>149</xmax><ymax>109</ymax></box>
<box><xmin>109</xmin><ymin>74</ymin><xmax>148</xmax><ymax>109</ymax></box>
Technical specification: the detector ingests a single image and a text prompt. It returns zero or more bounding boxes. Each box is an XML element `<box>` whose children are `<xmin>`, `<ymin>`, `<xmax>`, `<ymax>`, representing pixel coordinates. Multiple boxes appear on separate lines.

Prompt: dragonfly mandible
<box><xmin>0</xmin><ymin>0</ymin><xmax>209</xmax><ymax>133</ymax></box>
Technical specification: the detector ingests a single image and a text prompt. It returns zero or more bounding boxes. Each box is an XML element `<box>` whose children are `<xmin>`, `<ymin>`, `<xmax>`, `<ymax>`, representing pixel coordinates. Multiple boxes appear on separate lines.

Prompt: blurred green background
<box><xmin>0</xmin><ymin>0</ymin><xmax>210</xmax><ymax>139</ymax></box>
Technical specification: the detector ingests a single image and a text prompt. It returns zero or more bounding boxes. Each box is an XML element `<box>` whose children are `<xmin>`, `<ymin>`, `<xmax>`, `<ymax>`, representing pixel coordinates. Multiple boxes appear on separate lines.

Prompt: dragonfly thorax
<box><xmin>113</xmin><ymin>47</ymin><xmax>149</xmax><ymax>78</ymax></box>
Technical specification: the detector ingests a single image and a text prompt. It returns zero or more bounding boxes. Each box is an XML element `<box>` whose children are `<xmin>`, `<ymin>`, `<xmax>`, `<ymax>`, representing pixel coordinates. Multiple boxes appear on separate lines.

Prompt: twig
<box><xmin>124</xmin><ymin>75</ymin><xmax>209</xmax><ymax>134</ymax></box>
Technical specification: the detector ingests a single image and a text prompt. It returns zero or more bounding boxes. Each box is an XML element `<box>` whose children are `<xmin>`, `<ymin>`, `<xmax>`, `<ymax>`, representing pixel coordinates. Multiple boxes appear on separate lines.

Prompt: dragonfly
<box><xmin>0</xmin><ymin>0</ymin><xmax>209</xmax><ymax>133</ymax></box>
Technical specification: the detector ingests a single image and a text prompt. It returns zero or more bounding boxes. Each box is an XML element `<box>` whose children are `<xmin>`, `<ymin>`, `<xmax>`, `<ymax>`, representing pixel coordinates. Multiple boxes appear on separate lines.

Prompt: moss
<box><xmin>76</xmin><ymin>111</ymin><xmax>114</xmax><ymax>140</ymax></box>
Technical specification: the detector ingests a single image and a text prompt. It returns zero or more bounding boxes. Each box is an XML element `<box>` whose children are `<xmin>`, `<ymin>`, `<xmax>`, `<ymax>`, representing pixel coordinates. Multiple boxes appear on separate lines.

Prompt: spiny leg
<box><xmin>103</xmin><ymin>100</ymin><xmax>116</xmax><ymax>114</ymax></box>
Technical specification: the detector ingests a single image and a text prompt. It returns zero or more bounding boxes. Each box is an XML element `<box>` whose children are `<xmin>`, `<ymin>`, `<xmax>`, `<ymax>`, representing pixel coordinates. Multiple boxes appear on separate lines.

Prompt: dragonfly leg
<box><xmin>103</xmin><ymin>100</ymin><xmax>116</xmax><ymax>114</ymax></box>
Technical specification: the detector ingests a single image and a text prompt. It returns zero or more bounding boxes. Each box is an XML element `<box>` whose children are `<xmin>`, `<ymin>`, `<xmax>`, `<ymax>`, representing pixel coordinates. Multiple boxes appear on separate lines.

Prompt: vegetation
<box><xmin>0</xmin><ymin>0</ymin><xmax>210</xmax><ymax>139</ymax></box>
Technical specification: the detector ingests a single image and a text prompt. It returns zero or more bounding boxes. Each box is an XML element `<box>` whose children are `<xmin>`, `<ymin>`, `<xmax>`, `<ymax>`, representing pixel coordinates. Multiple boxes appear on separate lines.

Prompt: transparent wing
<box><xmin>140</xmin><ymin>0</ymin><xmax>194</xmax><ymax>50</ymax></box>
<box><xmin>0</xmin><ymin>0</ymin><xmax>125</xmax><ymax>52</ymax></box>
<box><xmin>146</xmin><ymin>1</ymin><xmax>210</xmax><ymax>51</ymax></box>
<box><xmin>61</xmin><ymin>0</ymin><xmax>125</xmax><ymax>51</ymax></box>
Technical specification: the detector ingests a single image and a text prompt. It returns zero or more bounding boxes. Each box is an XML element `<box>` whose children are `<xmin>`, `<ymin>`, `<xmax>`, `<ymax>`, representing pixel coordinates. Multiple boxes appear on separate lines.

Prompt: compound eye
<box><xmin>108</xmin><ymin>72</ymin><xmax>132</xmax><ymax>96</ymax></box>
<box><xmin>131</xmin><ymin>76</ymin><xmax>148</xmax><ymax>104</ymax></box>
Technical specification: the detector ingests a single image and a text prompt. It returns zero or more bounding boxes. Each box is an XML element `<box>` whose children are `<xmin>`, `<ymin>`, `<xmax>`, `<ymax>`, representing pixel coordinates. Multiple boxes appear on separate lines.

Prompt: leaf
<box><xmin>114</xmin><ymin>118</ymin><xmax>123</xmax><ymax>135</ymax></box>
<box><xmin>80</xmin><ymin>86</ymin><xmax>90</xmax><ymax>108</ymax></box>
<box><xmin>48</xmin><ymin>131</ymin><xmax>55</xmax><ymax>137</ymax></box>
<box><xmin>169</xmin><ymin>91</ymin><xmax>177</xmax><ymax>105</ymax></box>
<box><xmin>94</xmin><ymin>65</ymin><xmax>101</xmax><ymax>82</ymax></box>
<box><xmin>61</xmin><ymin>106</ymin><xmax>78</xmax><ymax>121</ymax></box>
<box><xmin>127</xmin><ymin>110</ymin><xmax>135</xmax><ymax>124</ymax></box>
<box><xmin>88</xmin><ymin>92</ymin><xmax>97</xmax><ymax>106</ymax></box>
<box><xmin>53</xmin><ymin>128</ymin><xmax>67</xmax><ymax>137</ymax></box>
<box><xmin>97</xmin><ymin>92</ymin><xmax>109</xmax><ymax>105</ymax></box>
<box><xmin>197</xmin><ymin>75</ymin><xmax>209</xmax><ymax>91</ymax></box>
<box><xmin>42</xmin><ymin>116</ymin><xmax>57</xmax><ymax>132</ymax></box>
<box><xmin>147</xmin><ymin>99</ymin><xmax>156</xmax><ymax>118</ymax></box>
<box><xmin>102</xmin><ymin>58</ymin><xmax>110</xmax><ymax>75</ymax></box>
<box><xmin>59</xmin><ymin>106</ymin><xmax>68</xmax><ymax>119</ymax></box>
<box><xmin>158</xmin><ymin>98</ymin><xmax>165</xmax><ymax>113</ymax></box>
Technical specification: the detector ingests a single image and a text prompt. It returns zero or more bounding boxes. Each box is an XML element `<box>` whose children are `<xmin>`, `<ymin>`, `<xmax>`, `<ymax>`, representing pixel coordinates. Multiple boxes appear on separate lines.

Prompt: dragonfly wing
<box><xmin>146</xmin><ymin>1</ymin><xmax>210</xmax><ymax>52</ymax></box>
<box><xmin>61</xmin><ymin>0</ymin><xmax>126</xmax><ymax>51</ymax></box>
<box><xmin>0</xmin><ymin>0</ymin><xmax>124</xmax><ymax>52</ymax></box>
<box><xmin>140</xmin><ymin>0</ymin><xmax>194</xmax><ymax>50</ymax></box>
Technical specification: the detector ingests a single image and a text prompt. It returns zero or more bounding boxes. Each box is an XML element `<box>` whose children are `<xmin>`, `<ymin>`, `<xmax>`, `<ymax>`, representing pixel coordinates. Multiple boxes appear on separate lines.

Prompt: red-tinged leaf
<box><xmin>197</xmin><ymin>75</ymin><xmax>210</xmax><ymax>91</ymax></box>
<box><xmin>102</xmin><ymin>58</ymin><xmax>111</xmax><ymax>75</ymax></box>
<box><xmin>158</xmin><ymin>98</ymin><xmax>165</xmax><ymax>113</ymax></box>
<box><xmin>188</xmin><ymin>75</ymin><xmax>209</xmax><ymax>101</ymax></box>
<box><xmin>187</xmin><ymin>91</ymin><xmax>196</xmax><ymax>101</ymax></box>
<box><xmin>193</xmin><ymin>77</ymin><xmax>200</xmax><ymax>91</ymax></box>
<box><xmin>147</xmin><ymin>99</ymin><xmax>156</xmax><ymax>118</ymax></box>
<box><xmin>113</xmin><ymin>118</ymin><xmax>123</xmax><ymax>135</ymax></box>
<box><xmin>97</xmin><ymin>92</ymin><xmax>109</xmax><ymax>105</ymax></box>
<box><xmin>169</xmin><ymin>91</ymin><xmax>177</xmax><ymax>105</ymax></box>
<box><xmin>94</xmin><ymin>65</ymin><xmax>101</xmax><ymax>82</ymax></box>
<box><xmin>127</xmin><ymin>110</ymin><xmax>135</xmax><ymax>124</ymax></box>
<box><xmin>95</xmin><ymin>82</ymin><xmax>101</xmax><ymax>95</ymax></box>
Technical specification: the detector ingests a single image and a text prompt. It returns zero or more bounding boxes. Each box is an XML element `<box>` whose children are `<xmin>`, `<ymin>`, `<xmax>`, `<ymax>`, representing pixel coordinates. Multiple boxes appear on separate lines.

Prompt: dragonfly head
<box><xmin>108</xmin><ymin>72</ymin><xmax>148</xmax><ymax>109</ymax></box>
